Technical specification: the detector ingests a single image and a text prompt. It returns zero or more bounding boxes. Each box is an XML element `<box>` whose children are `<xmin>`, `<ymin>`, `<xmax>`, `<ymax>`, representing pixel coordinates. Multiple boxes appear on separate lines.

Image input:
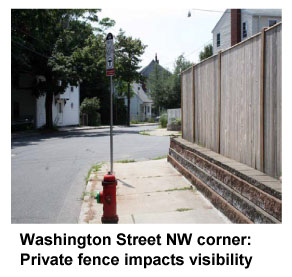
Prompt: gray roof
<box><xmin>137</xmin><ymin>89</ymin><xmax>152</xmax><ymax>103</ymax></box>
<box><xmin>140</xmin><ymin>60</ymin><xmax>169</xmax><ymax>78</ymax></box>
<box><xmin>242</xmin><ymin>9</ymin><xmax>282</xmax><ymax>17</ymax></box>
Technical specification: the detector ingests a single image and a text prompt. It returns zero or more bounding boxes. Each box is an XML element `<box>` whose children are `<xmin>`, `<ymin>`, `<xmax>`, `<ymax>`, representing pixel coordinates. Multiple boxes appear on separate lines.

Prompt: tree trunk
<box><xmin>45</xmin><ymin>91</ymin><xmax>54</xmax><ymax>129</ymax></box>
<box><xmin>127</xmin><ymin>82</ymin><xmax>130</xmax><ymax>126</ymax></box>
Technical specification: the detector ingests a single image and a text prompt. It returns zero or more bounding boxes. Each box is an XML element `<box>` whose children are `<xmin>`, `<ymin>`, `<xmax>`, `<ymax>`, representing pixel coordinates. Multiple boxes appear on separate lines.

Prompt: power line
<box><xmin>184</xmin><ymin>38</ymin><xmax>213</xmax><ymax>58</ymax></box>
<box><xmin>161</xmin><ymin>37</ymin><xmax>213</xmax><ymax>68</ymax></box>
<box><xmin>190</xmin><ymin>8</ymin><xmax>226</xmax><ymax>13</ymax></box>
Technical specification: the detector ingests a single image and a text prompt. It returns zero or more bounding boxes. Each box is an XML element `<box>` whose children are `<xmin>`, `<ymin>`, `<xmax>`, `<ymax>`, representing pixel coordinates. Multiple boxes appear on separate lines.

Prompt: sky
<box><xmin>98</xmin><ymin>8</ymin><xmax>223</xmax><ymax>72</ymax></box>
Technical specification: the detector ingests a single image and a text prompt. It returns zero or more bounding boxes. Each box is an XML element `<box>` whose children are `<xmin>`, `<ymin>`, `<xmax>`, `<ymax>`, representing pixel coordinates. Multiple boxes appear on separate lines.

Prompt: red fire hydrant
<box><xmin>96</xmin><ymin>173</ymin><xmax>119</xmax><ymax>224</ymax></box>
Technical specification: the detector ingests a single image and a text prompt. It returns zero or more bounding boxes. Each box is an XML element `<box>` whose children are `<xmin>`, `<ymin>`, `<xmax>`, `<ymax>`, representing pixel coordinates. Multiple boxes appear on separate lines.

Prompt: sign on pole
<box><xmin>106</xmin><ymin>33</ymin><xmax>115</xmax><ymax>76</ymax></box>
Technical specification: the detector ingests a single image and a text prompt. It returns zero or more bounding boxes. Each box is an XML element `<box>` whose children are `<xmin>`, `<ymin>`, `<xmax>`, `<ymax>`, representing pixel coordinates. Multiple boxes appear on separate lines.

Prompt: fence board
<box><xmin>182</xmin><ymin>67</ymin><xmax>194</xmax><ymax>142</ymax></box>
<box><xmin>264</xmin><ymin>24</ymin><xmax>282</xmax><ymax>178</ymax></box>
<box><xmin>194</xmin><ymin>55</ymin><xmax>219</xmax><ymax>151</ymax></box>
<box><xmin>220</xmin><ymin>34</ymin><xmax>262</xmax><ymax>170</ymax></box>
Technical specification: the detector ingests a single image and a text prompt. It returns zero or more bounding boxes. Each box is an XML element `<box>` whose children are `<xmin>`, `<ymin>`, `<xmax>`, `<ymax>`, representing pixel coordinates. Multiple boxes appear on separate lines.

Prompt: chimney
<box><xmin>155</xmin><ymin>53</ymin><xmax>159</xmax><ymax>64</ymax></box>
<box><xmin>231</xmin><ymin>9</ymin><xmax>241</xmax><ymax>46</ymax></box>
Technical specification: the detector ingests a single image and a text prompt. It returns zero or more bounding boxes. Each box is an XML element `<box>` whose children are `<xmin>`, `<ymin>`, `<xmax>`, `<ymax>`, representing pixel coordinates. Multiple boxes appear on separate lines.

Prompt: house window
<box><xmin>216</xmin><ymin>33</ymin><xmax>220</xmax><ymax>47</ymax></box>
<box><xmin>138</xmin><ymin>86</ymin><xmax>140</xmax><ymax>90</ymax></box>
<box><xmin>147</xmin><ymin>106</ymin><xmax>150</xmax><ymax>113</ymax></box>
<box><xmin>58</xmin><ymin>102</ymin><xmax>62</xmax><ymax>113</ymax></box>
<box><xmin>71</xmin><ymin>102</ymin><xmax>74</xmax><ymax>109</ymax></box>
<box><xmin>71</xmin><ymin>86</ymin><xmax>74</xmax><ymax>92</ymax></box>
<box><xmin>269</xmin><ymin>19</ymin><xmax>278</xmax><ymax>27</ymax></box>
<box><xmin>242</xmin><ymin>22</ymin><xmax>247</xmax><ymax>38</ymax></box>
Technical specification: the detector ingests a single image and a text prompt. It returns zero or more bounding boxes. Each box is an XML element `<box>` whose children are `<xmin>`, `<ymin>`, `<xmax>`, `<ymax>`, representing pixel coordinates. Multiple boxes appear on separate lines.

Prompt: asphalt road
<box><xmin>11</xmin><ymin>125</ymin><xmax>170</xmax><ymax>223</ymax></box>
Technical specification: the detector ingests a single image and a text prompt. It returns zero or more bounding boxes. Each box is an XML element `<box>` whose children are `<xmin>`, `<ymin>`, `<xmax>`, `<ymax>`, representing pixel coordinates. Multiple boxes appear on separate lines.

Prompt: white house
<box><xmin>125</xmin><ymin>55</ymin><xmax>170</xmax><ymax>121</ymax></box>
<box><xmin>36</xmin><ymin>85</ymin><xmax>80</xmax><ymax>128</ymax></box>
<box><xmin>212</xmin><ymin>9</ymin><xmax>282</xmax><ymax>54</ymax></box>
<box><xmin>125</xmin><ymin>82</ymin><xmax>152</xmax><ymax>122</ymax></box>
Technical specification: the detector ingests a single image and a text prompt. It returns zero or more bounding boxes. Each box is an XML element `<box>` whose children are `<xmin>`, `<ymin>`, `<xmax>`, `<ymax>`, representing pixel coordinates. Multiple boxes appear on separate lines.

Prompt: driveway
<box><xmin>11</xmin><ymin>125</ymin><xmax>170</xmax><ymax>223</ymax></box>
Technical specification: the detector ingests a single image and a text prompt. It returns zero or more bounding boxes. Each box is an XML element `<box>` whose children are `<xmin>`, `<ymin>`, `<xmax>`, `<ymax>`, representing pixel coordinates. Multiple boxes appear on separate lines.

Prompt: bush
<box><xmin>130</xmin><ymin>119</ymin><xmax>139</xmax><ymax>124</ymax></box>
<box><xmin>159</xmin><ymin>113</ymin><xmax>168</xmax><ymax>128</ymax></box>
<box><xmin>80</xmin><ymin>97</ymin><xmax>101</xmax><ymax>126</ymax></box>
<box><xmin>11</xmin><ymin>123</ymin><xmax>34</xmax><ymax>132</ymax></box>
<box><xmin>167</xmin><ymin>118</ymin><xmax>181</xmax><ymax>131</ymax></box>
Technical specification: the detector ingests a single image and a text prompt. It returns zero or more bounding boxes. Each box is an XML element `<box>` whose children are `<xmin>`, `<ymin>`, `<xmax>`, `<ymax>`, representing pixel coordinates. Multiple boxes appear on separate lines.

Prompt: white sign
<box><xmin>106</xmin><ymin>33</ymin><xmax>114</xmax><ymax>76</ymax></box>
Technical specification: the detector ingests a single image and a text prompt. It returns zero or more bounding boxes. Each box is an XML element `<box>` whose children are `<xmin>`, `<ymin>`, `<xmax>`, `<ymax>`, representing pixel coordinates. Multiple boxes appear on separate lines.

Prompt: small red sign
<box><xmin>106</xmin><ymin>68</ymin><xmax>115</xmax><ymax>76</ymax></box>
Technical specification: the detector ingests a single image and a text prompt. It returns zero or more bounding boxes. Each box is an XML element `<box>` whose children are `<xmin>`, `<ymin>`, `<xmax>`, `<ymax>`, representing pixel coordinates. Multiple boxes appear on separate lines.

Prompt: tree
<box><xmin>147</xmin><ymin>64</ymin><xmax>171</xmax><ymax>113</ymax></box>
<box><xmin>115</xmin><ymin>30</ymin><xmax>147</xmax><ymax>126</ymax></box>
<box><xmin>199</xmin><ymin>44</ymin><xmax>213</xmax><ymax>61</ymax></box>
<box><xmin>80</xmin><ymin>97</ymin><xmax>101</xmax><ymax>126</ymax></box>
<box><xmin>167</xmin><ymin>54</ymin><xmax>192</xmax><ymax>108</ymax></box>
<box><xmin>147</xmin><ymin>54</ymin><xmax>192</xmax><ymax>112</ymax></box>
<box><xmin>11</xmin><ymin>9</ymin><xmax>114</xmax><ymax>128</ymax></box>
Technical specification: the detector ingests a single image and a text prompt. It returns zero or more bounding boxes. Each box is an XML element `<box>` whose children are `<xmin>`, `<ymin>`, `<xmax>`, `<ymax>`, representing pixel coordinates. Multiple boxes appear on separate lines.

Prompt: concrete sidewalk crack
<box><xmin>131</xmin><ymin>214</ymin><xmax>136</xmax><ymax>224</ymax></box>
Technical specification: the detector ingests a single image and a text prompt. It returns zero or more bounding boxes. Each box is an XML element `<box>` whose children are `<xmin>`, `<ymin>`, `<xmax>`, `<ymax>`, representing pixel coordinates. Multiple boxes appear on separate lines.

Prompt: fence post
<box><xmin>192</xmin><ymin>64</ymin><xmax>195</xmax><ymax>143</ymax></box>
<box><xmin>217</xmin><ymin>51</ymin><xmax>222</xmax><ymax>154</ymax></box>
<box><xmin>180</xmin><ymin>73</ymin><xmax>184</xmax><ymax>139</ymax></box>
<box><xmin>260</xmin><ymin>28</ymin><xmax>266</xmax><ymax>172</ymax></box>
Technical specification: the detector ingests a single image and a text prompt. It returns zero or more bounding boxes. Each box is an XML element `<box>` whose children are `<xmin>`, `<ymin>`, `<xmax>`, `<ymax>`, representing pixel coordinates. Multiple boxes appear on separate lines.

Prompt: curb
<box><xmin>78</xmin><ymin>166</ymin><xmax>108</xmax><ymax>224</ymax></box>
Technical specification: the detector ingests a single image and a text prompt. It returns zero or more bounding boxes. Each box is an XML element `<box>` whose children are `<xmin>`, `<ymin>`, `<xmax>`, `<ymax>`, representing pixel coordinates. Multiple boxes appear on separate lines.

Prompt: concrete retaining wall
<box><xmin>168</xmin><ymin>137</ymin><xmax>281</xmax><ymax>223</ymax></box>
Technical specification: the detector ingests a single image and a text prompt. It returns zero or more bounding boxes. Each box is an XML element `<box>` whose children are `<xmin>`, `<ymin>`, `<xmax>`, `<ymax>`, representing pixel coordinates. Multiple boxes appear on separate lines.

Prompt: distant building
<box><xmin>126</xmin><ymin>82</ymin><xmax>152</xmax><ymax>122</ymax></box>
<box><xmin>123</xmin><ymin>54</ymin><xmax>171</xmax><ymax>122</ymax></box>
<box><xmin>11</xmin><ymin>73</ymin><xmax>80</xmax><ymax>129</ymax></box>
<box><xmin>212</xmin><ymin>9</ymin><xmax>282</xmax><ymax>54</ymax></box>
<box><xmin>36</xmin><ymin>85</ymin><xmax>80</xmax><ymax>128</ymax></box>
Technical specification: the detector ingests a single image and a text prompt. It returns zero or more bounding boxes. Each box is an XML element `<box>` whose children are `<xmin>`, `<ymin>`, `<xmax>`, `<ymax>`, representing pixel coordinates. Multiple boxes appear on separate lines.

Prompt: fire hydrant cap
<box><xmin>104</xmin><ymin>174</ymin><xmax>116</xmax><ymax>182</ymax></box>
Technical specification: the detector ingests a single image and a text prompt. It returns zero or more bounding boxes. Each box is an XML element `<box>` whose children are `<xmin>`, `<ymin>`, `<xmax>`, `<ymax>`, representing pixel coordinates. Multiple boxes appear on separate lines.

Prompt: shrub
<box><xmin>159</xmin><ymin>113</ymin><xmax>168</xmax><ymax>128</ymax></box>
<box><xmin>80</xmin><ymin>97</ymin><xmax>101</xmax><ymax>126</ymax></box>
<box><xmin>167</xmin><ymin>117</ymin><xmax>181</xmax><ymax>131</ymax></box>
<box><xmin>130</xmin><ymin>119</ymin><xmax>139</xmax><ymax>124</ymax></box>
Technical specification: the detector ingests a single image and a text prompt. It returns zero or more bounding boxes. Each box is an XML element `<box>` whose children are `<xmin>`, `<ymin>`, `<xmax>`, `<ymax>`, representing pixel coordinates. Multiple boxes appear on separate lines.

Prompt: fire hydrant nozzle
<box><xmin>95</xmin><ymin>191</ymin><xmax>103</xmax><ymax>204</ymax></box>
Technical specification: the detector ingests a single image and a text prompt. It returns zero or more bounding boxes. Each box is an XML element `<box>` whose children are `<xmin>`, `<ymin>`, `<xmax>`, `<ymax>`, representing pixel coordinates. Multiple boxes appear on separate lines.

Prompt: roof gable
<box><xmin>212</xmin><ymin>9</ymin><xmax>230</xmax><ymax>33</ymax></box>
<box><xmin>140</xmin><ymin>60</ymin><xmax>169</xmax><ymax>78</ymax></box>
<box><xmin>212</xmin><ymin>9</ymin><xmax>282</xmax><ymax>33</ymax></box>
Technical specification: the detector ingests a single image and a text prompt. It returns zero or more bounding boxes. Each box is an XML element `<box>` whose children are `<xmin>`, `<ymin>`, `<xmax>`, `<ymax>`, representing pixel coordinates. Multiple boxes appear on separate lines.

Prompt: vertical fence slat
<box><xmin>264</xmin><ymin>24</ymin><xmax>282</xmax><ymax>178</ymax></box>
<box><xmin>180</xmin><ymin>73</ymin><xmax>184</xmax><ymax>138</ymax></box>
<box><xmin>217</xmin><ymin>51</ymin><xmax>221</xmax><ymax>153</ymax></box>
<box><xmin>192</xmin><ymin>65</ymin><xmax>195</xmax><ymax>142</ymax></box>
<box><xmin>260</xmin><ymin>28</ymin><xmax>266</xmax><ymax>172</ymax></box>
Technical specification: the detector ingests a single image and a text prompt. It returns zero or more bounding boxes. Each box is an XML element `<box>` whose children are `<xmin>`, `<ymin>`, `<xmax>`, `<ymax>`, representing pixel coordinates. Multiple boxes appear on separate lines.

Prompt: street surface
<box><xmin>11</xmin><ymin>125</ymin><xmax>169</xmax><ymax>223</ymax></box>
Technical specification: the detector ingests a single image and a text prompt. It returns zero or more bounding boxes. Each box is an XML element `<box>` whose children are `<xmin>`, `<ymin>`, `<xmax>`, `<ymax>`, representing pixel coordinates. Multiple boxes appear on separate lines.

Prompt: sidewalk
<box><xmin>78</xmin><ymin>159</ymin><xmax>231</xmax><ymax>224</ymax></box>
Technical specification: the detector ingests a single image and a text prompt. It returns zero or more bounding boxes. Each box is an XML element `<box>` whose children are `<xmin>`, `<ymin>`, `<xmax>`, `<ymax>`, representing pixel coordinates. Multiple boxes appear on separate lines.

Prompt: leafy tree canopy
<box><xmin>147</xmin><ymin>54</ymin><xmax>192</xmax><ymax>112</ymax></box>
<box><xmin>199</xmin><ymin>44</ymin><xmax>213</xmax><ymax>61</ymax></box>
<box><xmin>115</xmin><ymin>29</ymin><xmax>147</xmax><ymax>84</ymax></box>
<box><xmin>114</xmin><ymin>29</ymin><xmax>147</xmax><ymax>125</ymax></box>
<box><xmin>11</xmin><ymin>9</ymin><xmax>115</xmax><ymax>127</ymax></box>
<box><xmin>80</xmin><ymin>97</ymin><xmax>100</xmax><ymax>114</ymax></box>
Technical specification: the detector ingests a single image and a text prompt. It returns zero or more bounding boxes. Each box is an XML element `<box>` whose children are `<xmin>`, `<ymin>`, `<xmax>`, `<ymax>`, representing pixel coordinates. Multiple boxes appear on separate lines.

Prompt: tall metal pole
<box><xmin>110</xmin><ymin>75</ymin><xmax>113</xmax><ymax>174</ymax></box>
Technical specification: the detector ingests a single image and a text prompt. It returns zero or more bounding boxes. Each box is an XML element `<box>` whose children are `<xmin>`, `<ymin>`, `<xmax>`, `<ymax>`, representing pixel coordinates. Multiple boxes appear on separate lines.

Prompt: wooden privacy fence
<box><xmin>181</xmin><ymin>23</ymin><xmax>281</xmax><ymax>178</ymax></box>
